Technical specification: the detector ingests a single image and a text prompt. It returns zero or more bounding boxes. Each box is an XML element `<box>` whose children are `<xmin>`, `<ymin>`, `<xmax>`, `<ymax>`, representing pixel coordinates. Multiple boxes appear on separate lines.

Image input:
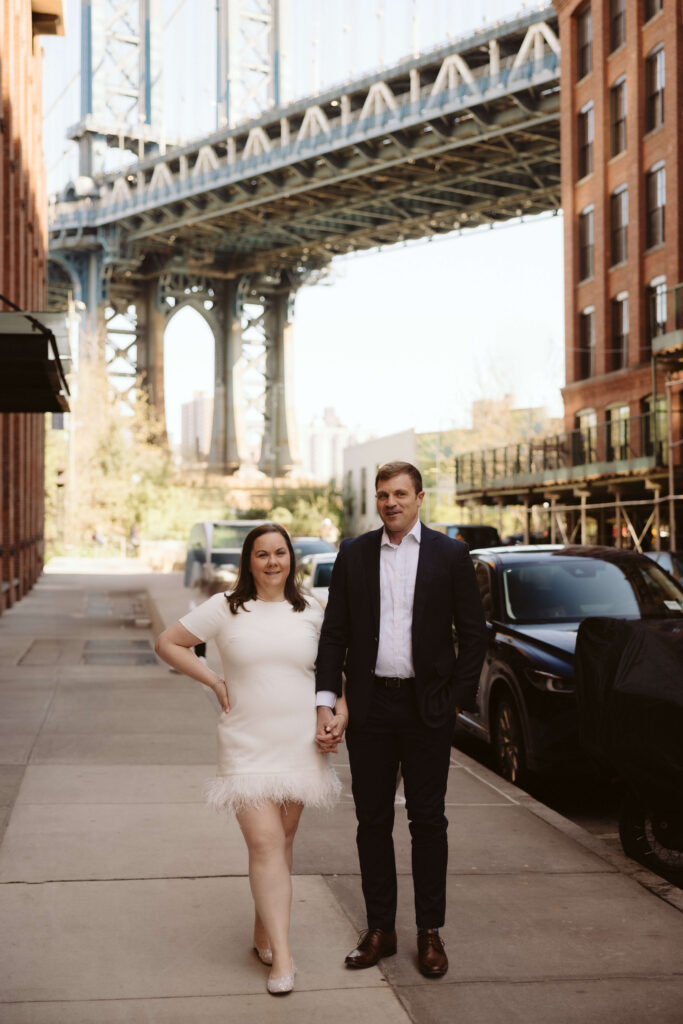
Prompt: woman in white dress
<box><xmin>155</xmin><ymin>523</ymin><xmax>346</xmax><ymax>995</ymax></box>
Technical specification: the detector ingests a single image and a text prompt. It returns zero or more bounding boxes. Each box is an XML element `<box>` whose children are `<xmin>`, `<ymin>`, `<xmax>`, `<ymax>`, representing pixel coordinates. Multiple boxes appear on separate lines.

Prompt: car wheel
<box><xmin>618</xmin><ymin>790</ymin><xmax>683</xmax><ymax>884</ymax></box>
<box><xmin>492</xmin><ymin>690</ymin><xmax>528</xmax><ymax>787</ymax></box>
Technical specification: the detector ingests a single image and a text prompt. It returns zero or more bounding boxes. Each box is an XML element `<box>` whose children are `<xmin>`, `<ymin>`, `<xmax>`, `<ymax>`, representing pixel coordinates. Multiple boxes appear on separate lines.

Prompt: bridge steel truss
<box><xmin>49</xmin><ymin>5</ymin><xmax>560</xmax><ymax>475</ymax></box>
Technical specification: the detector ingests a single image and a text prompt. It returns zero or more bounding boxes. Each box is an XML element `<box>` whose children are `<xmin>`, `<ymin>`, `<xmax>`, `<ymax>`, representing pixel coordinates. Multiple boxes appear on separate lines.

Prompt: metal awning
<box><xmin>0</xmin><ymin>311</ymin><xmax>71</xmax><ymax>413</ymax></box>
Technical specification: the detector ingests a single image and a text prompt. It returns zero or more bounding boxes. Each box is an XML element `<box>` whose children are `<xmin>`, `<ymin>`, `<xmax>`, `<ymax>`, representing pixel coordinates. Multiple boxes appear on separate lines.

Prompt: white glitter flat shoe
<box><xmin>253</xmin><ymin>945</ymin><xmax>273</xmax><ymax>966</ymax></box>
<box><xmin>266</xmin><ymin>961</ymin><xmax>296</xmax><ymax>995</ymax></box>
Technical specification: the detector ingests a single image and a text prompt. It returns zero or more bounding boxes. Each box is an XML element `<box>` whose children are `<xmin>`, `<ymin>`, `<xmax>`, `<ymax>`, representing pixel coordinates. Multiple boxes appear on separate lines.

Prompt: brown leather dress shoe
<box><xmin>345</xmin><ymin>928</ymin><xmax>397</xmax><ymax>968</ymax></box>
<box><xmin>417</xmin><ymin>929</ymin><xmax>448</xmax><ymax>977</ymax></box>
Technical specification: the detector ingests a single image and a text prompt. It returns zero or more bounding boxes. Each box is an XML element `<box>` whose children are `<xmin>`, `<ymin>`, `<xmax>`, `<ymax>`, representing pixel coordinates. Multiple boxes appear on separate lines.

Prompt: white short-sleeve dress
<box><xmin>180</xmin><ymin>593</ymin><xmax>341</xmax><ymax>813</ymax></box>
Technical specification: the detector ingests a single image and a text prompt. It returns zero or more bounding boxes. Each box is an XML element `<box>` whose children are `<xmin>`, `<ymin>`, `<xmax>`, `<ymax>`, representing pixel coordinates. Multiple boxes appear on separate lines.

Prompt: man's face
<box><xmin>375</xmin><ymin>473</ymin><xmax>424</xmax><ymax>539</ymax></box>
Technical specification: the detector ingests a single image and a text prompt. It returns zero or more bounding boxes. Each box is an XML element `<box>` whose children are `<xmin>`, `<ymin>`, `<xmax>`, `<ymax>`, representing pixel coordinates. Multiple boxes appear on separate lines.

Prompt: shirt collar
<box><xmin>381</xmin><ymin>518</ymin><xmax>422</xmax><ymax>548</ymax></box>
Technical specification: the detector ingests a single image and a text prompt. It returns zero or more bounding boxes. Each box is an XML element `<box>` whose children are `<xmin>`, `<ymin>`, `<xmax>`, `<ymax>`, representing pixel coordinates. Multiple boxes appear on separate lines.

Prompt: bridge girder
<box><xmin>49</xmin><ymin>5</ymin><xmax>561</xmax><ymax>475</ymax></box>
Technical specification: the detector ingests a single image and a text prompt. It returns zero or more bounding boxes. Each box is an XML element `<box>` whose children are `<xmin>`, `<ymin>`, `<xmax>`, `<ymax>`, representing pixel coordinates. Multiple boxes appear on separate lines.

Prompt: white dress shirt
<box><xmin>315</xmin><ymin>519</ymin><xmax>421</xmax><ymax>708</ymax></box>
<box><xmin>375</xmin><ymin>518</ymin><xmax>420</xmax><ymax>678</ymax></box>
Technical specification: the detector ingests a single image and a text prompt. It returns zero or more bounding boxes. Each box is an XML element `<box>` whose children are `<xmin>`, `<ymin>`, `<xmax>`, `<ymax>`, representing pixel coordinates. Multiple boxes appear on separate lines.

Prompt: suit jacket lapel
<box><xmin>367</xmin><ymin>527</ymin><xmax>382</xmax><ymax>632</ymax></box>
<box><xmin>412</xmin><ymin>524</ymin><xmax>435</xmax><ymax>647</ymax></box>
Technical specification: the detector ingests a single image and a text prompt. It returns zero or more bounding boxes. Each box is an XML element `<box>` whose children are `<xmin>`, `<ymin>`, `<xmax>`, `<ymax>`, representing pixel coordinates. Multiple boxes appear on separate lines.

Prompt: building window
<box><xmin>360</xmin><ymin>466</ymin><xmax>367</xmax><ymax>516</ymax></box>
<box><xmin>642</xmin><ymin>394</ymin><xmax>667</xmax><ymax>463</ymax></box>
<box><xmin>644</xmin><ymin>0</ymin><xmax>663</xmax><ymax>22</ymax></box>
<box><xmin>578</xmin><ymin>206</ymin><xmax>594</xmax><ymax>281</ymax></box>
<box><xmin>647</xmin><ymin>278</ymin><xmax>667</xmax><ymax>353</ymax></box>
<box><xmin>575</xmin><ymin>408</ymin><xmax>597</xmax><ymax>464</ymax></box>
<box><xmin>579</xmin><ymin>307</ymin><xmax>595</xmax><ymax>379</ymax></box>
<box><xmin>578</xmin><ymin>102</ymin><xmax>594</xmax><ymax>178</ymax></box>
<box><xmin>645</xmin><ymin>46</ymin><xmax>664</xmax><ymax>132</ymax></box>
<box><xmin>646</xmin><ymin>163</ymin><xmax>665</xmax><ymax>248</ymax></box>
<box><xmin>577</xmin><ymin>5</ymin><xmax>592</xmax><ymax>80</ymax></box>
<box><xmin>606</xmin><ymin>404</ymin><xmax>630</xmax><ymax>461</ymax></box>
<box><xmin>610</xmin><ymin>186</ymin><xmax>628</xmax><ymax>265</ymax></box>
<box><xmin>609</xmin><ymin>0</ymin><xmax>626</xmax><ymax>51</ymax></box>
<box><xmin>610</xmin><ymin>292</ymin><xmax>629</xmax><ymax>371</ymax></box>
<box><xmin>609</xmin><ymin>77</ymin><xmax>626</xmax><ymax>155</ymax></box>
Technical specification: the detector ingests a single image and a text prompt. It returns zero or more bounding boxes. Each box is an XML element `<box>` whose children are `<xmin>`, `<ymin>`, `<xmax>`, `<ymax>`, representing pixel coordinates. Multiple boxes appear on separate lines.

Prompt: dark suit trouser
<box><xmin>345</xmin><ymin>683</ymin><xmax>454</xmax><ymax>931</ymax></box>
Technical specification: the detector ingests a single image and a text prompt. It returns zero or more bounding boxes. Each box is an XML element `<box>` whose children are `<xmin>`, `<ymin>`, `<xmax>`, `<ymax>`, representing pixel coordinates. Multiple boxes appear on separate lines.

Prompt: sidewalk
<box><xmin>1</xmin><ymin>562</ymin><xmax>682</xmax><ymax>1023</ymax></box>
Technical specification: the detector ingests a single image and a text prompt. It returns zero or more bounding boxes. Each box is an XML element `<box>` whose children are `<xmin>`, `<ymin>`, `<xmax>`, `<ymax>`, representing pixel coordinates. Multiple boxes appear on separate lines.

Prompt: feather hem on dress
<box><xmin>205</xmin><ymin>768</ymin><xmax>342</xmax><ymax>813</ymax></box>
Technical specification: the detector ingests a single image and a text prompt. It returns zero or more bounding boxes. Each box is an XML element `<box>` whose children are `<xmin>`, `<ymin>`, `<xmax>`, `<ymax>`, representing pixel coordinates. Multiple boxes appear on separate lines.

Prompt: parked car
<box><xmin>430</xmin><ymin>523</ymin><xmax>502</xmax><ymax>549</ymax></box>
<box><xmin>184</xmin><ymin>520</ymin><xmax>266</xmax><ymax>596</ymax></box>
<box><xmin>291</xmin><ymin>536</ymin><xmax>337</xmax><ymax>562</ymax></box>
<box><xmin>645</xmin><ymin>550</ymin><xmax>683</xmax><ymax>581</ymax></box>
<box><xmin>300</xmin><ymin>552</ymin><xmax>337</xmax><ymax>609</ymax></box>
<box><xmin>458</xmin><ymin>545</ymin><xmax>683</xmax><ymax>786</ymax></box>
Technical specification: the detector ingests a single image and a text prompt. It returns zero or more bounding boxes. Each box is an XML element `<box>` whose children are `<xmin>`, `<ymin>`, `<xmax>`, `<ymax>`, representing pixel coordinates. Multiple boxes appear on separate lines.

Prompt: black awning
<box><xmin>0</xmin><ymin>311</ymin><xmax>71</xmax><ymax>413</ymax></box>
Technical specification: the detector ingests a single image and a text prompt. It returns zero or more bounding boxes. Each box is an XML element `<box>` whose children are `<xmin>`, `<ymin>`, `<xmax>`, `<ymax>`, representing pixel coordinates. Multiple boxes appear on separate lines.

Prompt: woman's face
<box><xmin>249</xmin><ymin>531</ymin><xmax>291</xmax><ymax>598</ymax></box>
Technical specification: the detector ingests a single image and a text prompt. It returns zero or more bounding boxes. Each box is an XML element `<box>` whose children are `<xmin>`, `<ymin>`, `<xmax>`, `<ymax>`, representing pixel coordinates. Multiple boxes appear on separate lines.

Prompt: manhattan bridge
<box><xmin>48</xmin><ymin>0</ymin><xmax>560</xmax><ymax>476</ymax></box>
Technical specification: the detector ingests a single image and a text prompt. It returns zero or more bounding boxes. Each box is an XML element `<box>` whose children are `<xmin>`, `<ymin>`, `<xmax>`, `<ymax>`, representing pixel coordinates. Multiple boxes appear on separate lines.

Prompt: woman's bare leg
<box><xmin>237</xmin><ymin>801</ymin><xmax>302</xmax><ymax>977</ymax></box>
<box><xmin>281</xmin><ymin>801</ymin><xmax>304</xmax><ymax>873</ymax></box>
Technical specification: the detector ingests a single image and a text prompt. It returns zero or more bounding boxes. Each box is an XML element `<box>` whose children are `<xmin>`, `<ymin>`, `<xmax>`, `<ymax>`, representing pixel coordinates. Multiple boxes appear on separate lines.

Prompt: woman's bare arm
<box><xmin>155</xmin><ymin>622</ymin><xmax>230</xmax><ymax>711</ymax></box>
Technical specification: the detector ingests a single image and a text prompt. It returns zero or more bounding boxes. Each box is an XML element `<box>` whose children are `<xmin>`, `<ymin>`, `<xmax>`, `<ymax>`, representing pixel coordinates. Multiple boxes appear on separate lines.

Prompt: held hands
<box><xmin>315</xmin><ymin>707</ymin><xmax>348</xmax><ymax>753</ymax></box>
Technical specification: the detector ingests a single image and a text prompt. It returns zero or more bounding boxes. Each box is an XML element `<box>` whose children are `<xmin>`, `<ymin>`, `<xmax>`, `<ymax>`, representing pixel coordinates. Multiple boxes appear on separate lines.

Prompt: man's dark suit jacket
<box><xmin>315</xmin><ymin>524</ymin><xmax>488</xmax><ymax>729</ymax></box>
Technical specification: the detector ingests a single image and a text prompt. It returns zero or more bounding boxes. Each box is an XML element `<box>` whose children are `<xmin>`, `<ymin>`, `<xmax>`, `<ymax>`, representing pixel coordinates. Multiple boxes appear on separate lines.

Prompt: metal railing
<box><xmin>455</xmin><ymin>412</ymin><xmax>668</xmax><ymax>491</ymax></box>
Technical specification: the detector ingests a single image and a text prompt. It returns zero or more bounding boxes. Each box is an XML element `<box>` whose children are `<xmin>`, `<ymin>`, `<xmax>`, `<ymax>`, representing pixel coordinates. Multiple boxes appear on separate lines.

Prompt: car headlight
<box><xmin>528</xmin><ymin>669</ymin><xmax>574</xmax><ymax>694</ymax></box>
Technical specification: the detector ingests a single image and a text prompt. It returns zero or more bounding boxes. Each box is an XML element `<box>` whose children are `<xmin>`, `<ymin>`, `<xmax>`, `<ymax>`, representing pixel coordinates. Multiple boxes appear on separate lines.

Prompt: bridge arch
<box><xmin>163</xmin><ymin>301</ymin><xmax>216</xmax><ymax>463</ymax></box>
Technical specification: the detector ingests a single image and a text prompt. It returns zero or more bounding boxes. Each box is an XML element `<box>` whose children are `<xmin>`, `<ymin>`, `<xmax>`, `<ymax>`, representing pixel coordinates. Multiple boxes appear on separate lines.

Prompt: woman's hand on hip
<box><xmin>209</xmin><ymin>676</ymin><xmax>230</xmax><ymax>712</ymax></box>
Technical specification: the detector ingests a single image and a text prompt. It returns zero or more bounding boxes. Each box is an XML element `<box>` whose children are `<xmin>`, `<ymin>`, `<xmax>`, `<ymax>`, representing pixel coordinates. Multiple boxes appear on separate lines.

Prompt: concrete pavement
<box><xmin>1</xmin><ymin>561</ymin><xmax>683</xmax><ymax>1023</ymax></box>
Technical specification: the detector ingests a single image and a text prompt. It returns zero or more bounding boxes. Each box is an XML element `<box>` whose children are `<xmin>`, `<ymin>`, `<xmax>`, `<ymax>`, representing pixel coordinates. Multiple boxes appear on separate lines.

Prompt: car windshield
<box><xmin>212</xmin><ymin>525</ymin><xmax>254</xmax><ymax>549</ymax></box>
<box><xmin>313</xmin><ymin>563</ymin><xmax>335</xmax><ymax>587</ymax></box>
<box><xmin>501</xmin><ymin>557</ymin><xmax>683</xmax><ymax>624</ymax></box>
<box><xmin>293</xmin><ymin>539</ymin><xmax>334</xmax><ymax>557</ymax></box>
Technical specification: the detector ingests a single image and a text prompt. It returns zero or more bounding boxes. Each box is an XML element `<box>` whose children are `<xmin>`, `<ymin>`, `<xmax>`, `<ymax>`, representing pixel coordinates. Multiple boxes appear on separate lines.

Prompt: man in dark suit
<box><xmin>315</xmin><ymin>461</ymin><xmax>487</xmax><ymax>977</ymax></box>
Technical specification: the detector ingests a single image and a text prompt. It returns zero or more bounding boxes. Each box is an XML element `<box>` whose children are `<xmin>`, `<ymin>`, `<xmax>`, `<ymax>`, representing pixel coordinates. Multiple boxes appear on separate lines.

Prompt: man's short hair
<box><xmin>375</xmin><ymin>461</ymin><xmax>423</xmax><ymax>494</ymax></box>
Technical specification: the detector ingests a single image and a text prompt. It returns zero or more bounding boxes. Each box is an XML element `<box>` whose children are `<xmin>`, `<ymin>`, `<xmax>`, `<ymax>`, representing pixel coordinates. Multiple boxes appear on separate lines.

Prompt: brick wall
<box><xmin>556</xmin><ymin>0</ymin><xmax>682</xmax><ymax>437</ymax></box>
<box><xmin>0</xmin><ymin>1</ymin><xmax>50</xmax><ymax>612</ymax></box>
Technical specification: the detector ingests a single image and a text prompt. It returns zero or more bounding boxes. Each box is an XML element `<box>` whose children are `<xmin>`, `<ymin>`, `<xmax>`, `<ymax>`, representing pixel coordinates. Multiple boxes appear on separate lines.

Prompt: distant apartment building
<box><xmin>343</xmin><ymin>399</ymin><xmax>560</xmax><ymax>536</ymax></box>
<box><xmin>456</xmin><ymin>0</ymin><xmax>683</xmax><ymax>550</ymax></box>
<box><xmin>298</xmin><ymin>407</ymin><xmax>350</xmax><ymax>485</ymax></box>
<box><xmin>180</xmin><ymin>392</ymin><xmax>213</xmax><ymax>461</ymax></box>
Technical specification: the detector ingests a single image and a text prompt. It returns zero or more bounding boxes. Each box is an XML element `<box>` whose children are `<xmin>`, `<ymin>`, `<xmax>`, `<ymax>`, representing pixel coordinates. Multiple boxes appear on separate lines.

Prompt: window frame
<box><xmin>645</xmin><ymin>162</ymin><xmax>666</xmax><ymax>249</ymax></box>
<box><xmin>575</xmin><ymin>407</ymin><xmax>598</xmax><ymax>465</ymax></box>
<box><xmin>578</xmin><ymin>101</ymin><xmax>594</xmax><ymax>178</ymax></box>
<box><xmin>645</xmin><ymin>45</ymin><xmax>664</xmax><ymax>133</ymax></box>
<box><xmin>609</xmin><ymin>76</ymin><xmax>627</xmax><ymax>156</ymax></box>
<box><xmin>578</xmin><ymin>205</ymin><xmax>595</xmax><ymax>281</ymax></box>
<box><xmin>644</xmin><ymin>0</ymin><xmax>663</xmax><ymax>23</ymax></box>
<box><xmin>578</xmin><ymin>306</ymin><xmax>596</xmax><ymax>380</ymax></box>
<box><xmin>576</xmin><ymin>4</ymin><xmax>593</xmax><ymax>80</ymax></box>
<box><xmin>610</xmin><ymin>185</ymin><xmax>628</xmax><ymax>266</ymax></box>
<box><xmin>609</xmin><ymin>0</ymin><xmax>626</xmax><ymax>52</ymax></box>
<box><xmin>606</xmin><ymin>403</ymin><xmax>630</xmax><ymax>462</ymax></box>
<box><xmin>610</xmin><ymin>292</ymin><xmax>629</xmax><ymax>372</ymax></box>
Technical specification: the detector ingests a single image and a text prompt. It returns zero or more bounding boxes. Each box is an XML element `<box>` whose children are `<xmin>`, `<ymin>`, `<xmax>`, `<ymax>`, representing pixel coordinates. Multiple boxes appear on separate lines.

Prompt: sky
<box><xmin>42</xmin><ymin>0</ymin><xmax>564</xmax><ymax>445</ymax></box>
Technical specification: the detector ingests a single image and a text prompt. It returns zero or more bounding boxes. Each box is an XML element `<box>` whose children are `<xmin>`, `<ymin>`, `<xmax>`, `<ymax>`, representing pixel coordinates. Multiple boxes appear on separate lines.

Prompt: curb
<box><xmin>454</xmin><ymin>749</ymin><xmax>683</xmax><ymax>915</ymax></box>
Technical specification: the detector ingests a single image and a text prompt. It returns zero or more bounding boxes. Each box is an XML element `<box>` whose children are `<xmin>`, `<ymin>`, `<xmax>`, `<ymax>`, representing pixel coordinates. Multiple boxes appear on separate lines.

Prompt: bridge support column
<box><xmin>209</xmin><ymin>281</ymin><xmax>243</xmax><ymax>474</ymax></box>
<box><xmin>136</xmin><ymin>281</ymin><xmax>167</xmax><ymax>435</ymax></box>
<box><xmin>259</xmin><ymin>288</ymin><xmax>296</xmax><ymax>478</ymax></box>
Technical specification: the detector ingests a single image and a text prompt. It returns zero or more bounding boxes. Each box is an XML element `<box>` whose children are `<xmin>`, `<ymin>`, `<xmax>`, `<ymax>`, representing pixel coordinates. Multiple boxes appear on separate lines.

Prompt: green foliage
<box><xmin>44</xmin><ymin>368</ymin><xmax>344</xmax><ymax>557</ymax></box>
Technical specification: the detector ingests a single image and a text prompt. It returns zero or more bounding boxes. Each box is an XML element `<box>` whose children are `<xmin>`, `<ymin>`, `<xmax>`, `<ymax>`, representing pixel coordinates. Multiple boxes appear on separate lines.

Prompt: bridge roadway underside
<box><xmin>48</xmin><ymin>8</ymin><xmax>561</xmax><ymax>474</ymax></box>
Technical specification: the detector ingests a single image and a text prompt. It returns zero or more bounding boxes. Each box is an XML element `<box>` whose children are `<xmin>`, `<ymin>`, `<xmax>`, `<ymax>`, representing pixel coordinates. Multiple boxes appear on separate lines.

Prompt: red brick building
<box><xmin>1</xmin><ymin>1</ymin><xmax>64</xmax><ymax>612</ymax></box>
<box><xmin>455</xmin><ymin>0</ymin><xmax>683</xmax><ymax>551</ymax></box>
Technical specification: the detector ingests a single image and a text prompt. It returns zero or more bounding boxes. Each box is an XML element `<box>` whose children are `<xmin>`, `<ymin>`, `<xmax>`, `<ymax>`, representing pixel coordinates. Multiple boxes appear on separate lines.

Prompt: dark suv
<box><xmin>459</xmin><ymin>545</ymin><xmax>683</xmax><ymax>785</ymax></box>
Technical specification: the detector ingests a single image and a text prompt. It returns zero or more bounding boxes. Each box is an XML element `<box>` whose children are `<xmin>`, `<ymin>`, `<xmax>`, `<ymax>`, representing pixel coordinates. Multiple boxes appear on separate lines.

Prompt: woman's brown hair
<box><xmin>226</xmin><ymin>522</ymin><xmax>306</xmax><ymax>614</ymax></box>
